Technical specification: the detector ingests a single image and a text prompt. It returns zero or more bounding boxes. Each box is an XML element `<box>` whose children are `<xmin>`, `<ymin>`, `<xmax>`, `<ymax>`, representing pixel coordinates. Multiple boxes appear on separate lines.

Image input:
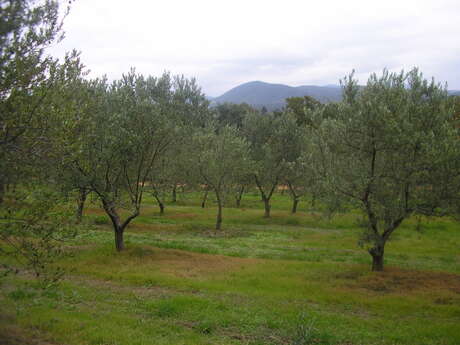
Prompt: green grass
<box><xmin>1</xmin><ymin>191</ymin><xmax>460</xmax><ymax>345</ymax></box>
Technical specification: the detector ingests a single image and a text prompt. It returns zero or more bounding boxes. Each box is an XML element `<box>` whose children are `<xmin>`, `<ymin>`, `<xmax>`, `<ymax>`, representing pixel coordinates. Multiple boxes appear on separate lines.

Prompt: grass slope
<box><xmin>1</xmin><ymin>192</ymin><xmax>459</xmax><ymax>345</ymax></box>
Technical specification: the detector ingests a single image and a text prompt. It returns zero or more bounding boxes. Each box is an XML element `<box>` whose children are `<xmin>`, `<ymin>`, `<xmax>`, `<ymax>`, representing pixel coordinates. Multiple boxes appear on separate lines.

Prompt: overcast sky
<box><xmin>50</xmin><ymin>0</ymin><xmax>460</xmax><ymax>96</ymax></box>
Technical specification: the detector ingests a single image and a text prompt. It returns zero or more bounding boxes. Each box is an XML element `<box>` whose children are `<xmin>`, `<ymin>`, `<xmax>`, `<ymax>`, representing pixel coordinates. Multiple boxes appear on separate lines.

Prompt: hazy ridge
<box><xmin>212</xmin><ymin>81</ymin><xmax>460</xmax><ymax>111</ymax></box>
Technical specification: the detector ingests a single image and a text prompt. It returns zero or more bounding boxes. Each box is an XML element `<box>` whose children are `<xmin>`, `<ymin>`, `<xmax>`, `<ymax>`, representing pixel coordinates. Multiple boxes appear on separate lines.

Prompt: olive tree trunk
<box><xmin>201</xmin><ymin>188</ymin><xmax>209</xmax><ymax>208</ymax></box>
<box><xmin>235</xmin><ymin>185</ymin><xmax>244</xmax><ymax>207</ymax></box>
<box><xmin>76</xmin><ymin>187</ymin><xmax>90</xmax><ymax>223</ymax></box>
<box><xmin>0</xmin><ymin>177</ymin><xmax>4</xmax><ymax>204</ymax></box>
<box><xmin>152</xmin><ymin>187</ymin><xmax>165</xmax><ymax>215</ymax></box>
<box><xmin>171</xmin><ymin>184</ymin><xmax>177</xmax><ymax>203</ymax></box>
<box><xmin>369</xmin><ymin>245</ymin><xmax>385</xmax><ymax>272</ymax></box>
<box><xmin>287</xmin><ymin>182</ymin><xmax>300</xmax><ymax>214</ymax></box>
<box><xmin>262</xmin><ymin>196</ymin><xmax>271</xmax><ymax>218</ymax></box>
<box><xmin>215</xmin><ymin>192</ymin><xmax>223</xmax><ymax>230</ymax></box>
<box><xmin>254</xmin><ymin>175</ymin><xmax>277</xmax><ymax>218</ymax></box>
<box><xmin>102</xmin><ymin>200</ymin><xmax>139</xmax><ymax>252</ymax></box>
<box><xmin>365</xmin><ymin>216</ymin><xmax>404</xmax><ymax>271</ymax></box>
<box><xmin>154</xmin><ymin>196</ymin><xmax>165</xmax><ymax>215</ymax></box>
<box><xmin>291</xmin><ymin>198</ymin><xmax>299</xmax><ymax>214</ymax></box>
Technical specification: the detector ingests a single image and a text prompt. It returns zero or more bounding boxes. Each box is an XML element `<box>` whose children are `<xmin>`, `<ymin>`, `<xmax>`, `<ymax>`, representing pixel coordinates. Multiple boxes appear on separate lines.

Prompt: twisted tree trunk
<box><xmin>171</xmin><ymin>184</ymin><xmax>177</xmax><ymax>203</ymax></box>
<box><xmin>76</xmin><ymin>187</ymin><xmax>90</xmax><ymax>223</ymax></box>
<box><xmin>216</xmin><ymin>198</ymin><xmax>223</xmax><ymax>230</ymax></box>
<box><xmin>262</xmin><ymin>196</ymin><xmax>271</xmax><ymax>218</ymax></box>
<box><xmin>201</xmin><ymin>188</ymin><xmax>209</xmax><ymax>208</ymax></box>
<box><xmin>287</xmin><ymin>181</ymin><xmax>300</xmax><ymax>214</ymax></box>
<box><xmin>152</xmin><ymin>187</ymin><xmax>165</xmax><ymax>215</ymax></box>
<box><xmin>0</xmin><ymin>176</ymin><xmax>4</xmax><ymax>204</ymax></box>
<box><xmin>235</xmin><ymin>185</ymin><xmax>244</xmax><ymax>207</ymax></box>
<box><xmin>102</xmin><ymin>200</ymin><xmax>139</xmax><ymax>252</ymax></box>
<box><xmin>369</xmin><ymin>244</ymin><xmax>384</xmax><ymax>272</ymax></box>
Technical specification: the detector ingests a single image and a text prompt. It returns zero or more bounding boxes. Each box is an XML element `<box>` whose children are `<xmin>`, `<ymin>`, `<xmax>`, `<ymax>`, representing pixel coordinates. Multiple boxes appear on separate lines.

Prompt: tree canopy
<box><xmin>310</xmin><ymin>68</ymin><xmax>460</xmax><ymax>271</ymax></box>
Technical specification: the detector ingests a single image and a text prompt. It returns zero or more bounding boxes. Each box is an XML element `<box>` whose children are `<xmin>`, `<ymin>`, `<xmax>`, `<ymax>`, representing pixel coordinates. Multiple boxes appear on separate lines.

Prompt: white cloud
<box><xmin>50</xmin><ymin>0</ymin><xmax>460</xmax><ymax>95</ymax></box>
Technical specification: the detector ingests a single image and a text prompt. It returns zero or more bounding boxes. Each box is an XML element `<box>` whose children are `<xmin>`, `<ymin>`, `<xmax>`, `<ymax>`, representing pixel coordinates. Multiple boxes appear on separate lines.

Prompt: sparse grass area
<box><xmin>1</xmin><ymin>191</ymin><xmax>460</xmax><ymax>345</ymax></box>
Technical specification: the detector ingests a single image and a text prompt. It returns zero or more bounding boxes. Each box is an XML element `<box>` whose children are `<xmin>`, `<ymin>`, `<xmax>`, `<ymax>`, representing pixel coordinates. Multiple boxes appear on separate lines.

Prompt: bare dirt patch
<box><xmin>67</xmin><ymin>274</ymin><xmax>172</xmax><ymax>298</ymax></box>
<box><xmin>166</xmin><ymin>213</ymin><xmax>198</xmax><ymax>219</ymax></box>
<box><xmin>0</xmin><ymin>318</ymin><xmax>58</xmax><ymax>345</ymax></box>
<box><xmin>84</xmin><ymin>208</ymin><xmax>105</xmax><ymax>215</ymax></box>
<box><xmin>129</xmin><ymin>222</ymin><xmax>174</xmax><ymax>233</ymax></box>
<box><xmin>347</xmin><ymin>267</ymin><xmax>460</xmax><ymax>294</ymax></box>
<box><xmin>126</xmin><ymin>245</ymin><xmax>259</xmax><ymax>279</ymax></box>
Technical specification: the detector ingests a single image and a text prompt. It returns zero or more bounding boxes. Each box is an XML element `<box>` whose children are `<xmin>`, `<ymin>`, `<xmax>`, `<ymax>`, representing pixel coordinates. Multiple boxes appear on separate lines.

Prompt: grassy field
<box><xmin>1</xmin><ymin>191</ymin><xmax>460</xmax><ymax>345</ymax></box>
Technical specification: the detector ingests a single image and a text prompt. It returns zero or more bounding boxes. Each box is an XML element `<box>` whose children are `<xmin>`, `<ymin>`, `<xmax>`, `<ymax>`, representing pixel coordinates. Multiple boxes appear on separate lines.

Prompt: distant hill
<box><xmin>211</xmin><ymin>81</ymin><xmax>460</xmax><ymax>111</ymax></box>
<box><xmin>212</xmin><ymin>81</ymin><xmax>343</xmax><ymax>111</ymax></box>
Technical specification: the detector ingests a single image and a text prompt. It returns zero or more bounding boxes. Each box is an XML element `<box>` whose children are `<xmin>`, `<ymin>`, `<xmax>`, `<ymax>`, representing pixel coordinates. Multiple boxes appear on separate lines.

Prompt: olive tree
<box><xmin>285</xmin><ymin>96</ymin><xmax>322</xmax><ymax>126</ymax></box>
<box><xmin>0</xmin><ymin>0</ymin><xmax>87</xmax><ymax>282</ymax></box>
<box><xmin>149</xmin><ymin>146</ymin><xmax>193</xmax><ymax>214</ymax></box>
<box><xmin>0</xmin><ymin>188</ymin><xmax>77</xmax><ymax>284</ymax></box>
<box><xmin>63</xmin><ymin>72</ymin><xmax>177</xmax><ymax>251</ymax></box>
<box><xmin>284</xmin><ymin>149</ymin><xmax>318</xmax><ymax>214</ymax></box>
<box><xmin>212</xmin><ymin>103</ymin><xmax>260</xmax><ymax>208</ymax></box>
<box><xmin>243</xmin><ymin>112</ymin><xmax>301</xmax><ymax>217</ymax></box>
<box><xmin>279</xmin><ymin>111</ymin><xmax>318</xmax><ymax>213</ymax></box>
<box><xmin>192</xmin><ymin>125</ymin><xmax>252</xmax><ymax>230</ymax></box>
<box><xmin>48</xmin><ymin>77</ymin><xmax>107</xmax><ymax>228</ymax></box>
<box><xmin>0</xmin><ymin>0</ymin><xmax>74</xmax><ymax>201</ymax></box>
<box><xmin>313</xmin><ymin>68</ymin><xmax>460</xmax><ymax>271</ymax></box>
<box><xmin>214</xmin><ymin>102</ymin><xmax>258</xmax><ymax>129</ymax></box>
<box><xmin>61</xmin><ymin>71</ymin><xmax>210</xmax><ymax>251</ymax></box>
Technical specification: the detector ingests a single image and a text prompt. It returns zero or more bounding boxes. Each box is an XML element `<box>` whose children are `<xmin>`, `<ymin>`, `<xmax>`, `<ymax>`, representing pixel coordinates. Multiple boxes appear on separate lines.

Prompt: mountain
<box><xmin>212</xmin><ymin>81</ymin><xmax>343</xmax><ymax>111</ymax></box>
<box><xmin>211</xmin><ymin>81</ymin><xmax>460</xmax><ymax>111</ymax></box>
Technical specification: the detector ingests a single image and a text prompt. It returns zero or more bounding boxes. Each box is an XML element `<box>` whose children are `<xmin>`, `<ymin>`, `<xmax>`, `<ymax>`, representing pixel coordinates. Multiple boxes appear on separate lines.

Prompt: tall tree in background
<box><xmin>214</xmin><ymin>102</ymin><xmax>258</xmax><ymax>129</ymax></box>
<box><xmin>313</xmin><ymin>68</ymin><xmax>460</xmax><ymax>271</ymax></box>
<box><xmin>283</xmin><ymin>131</ymin><xmax>317</xmax><ymax>214</ymax></box>
<box><xmin>285</xmin><ymin>96</ymin><xmax>322</xmax><ymax>126</ymax></box>
<box><xmin>192</xmin><ymin>125</ymin><xmax>252</xmax><ymax>230</ymax></box>
<box><xmin>148</xmin><ymin>146</ymin><xmax>193</xmax><ymax>215</ymax></box>
<box><xmin>243</xmin><ymin>112</ymin><xmax>300</xmax><ymax>217</ymax></box>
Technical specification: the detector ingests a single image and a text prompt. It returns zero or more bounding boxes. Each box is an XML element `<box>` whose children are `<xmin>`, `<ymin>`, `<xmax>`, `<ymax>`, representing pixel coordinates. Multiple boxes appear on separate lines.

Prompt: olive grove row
<box><xmin>2</xmin><ymin>1</ymin><xmax>460</xmax><ymax>276</ymax></box>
